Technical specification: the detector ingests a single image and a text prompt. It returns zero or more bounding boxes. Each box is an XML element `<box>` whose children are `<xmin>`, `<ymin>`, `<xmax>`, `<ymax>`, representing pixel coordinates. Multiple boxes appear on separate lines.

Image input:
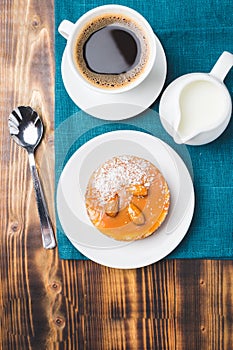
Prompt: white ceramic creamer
<box><xmin>159</xmin><ymin>51</ymin><xmax>233</xmax><ymax>145</ymax></box>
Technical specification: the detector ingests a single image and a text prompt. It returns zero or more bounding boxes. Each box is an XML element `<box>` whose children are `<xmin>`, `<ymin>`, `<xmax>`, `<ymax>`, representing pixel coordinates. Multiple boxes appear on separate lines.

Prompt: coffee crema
<box><xmin>73</xmin><ymin>14</ymin><xmax>150</xmax><ymax>89</ymax></box>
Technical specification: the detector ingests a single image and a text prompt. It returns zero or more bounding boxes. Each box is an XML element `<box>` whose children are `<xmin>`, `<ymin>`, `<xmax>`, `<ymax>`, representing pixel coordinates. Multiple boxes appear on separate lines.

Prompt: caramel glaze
<box><xmin>85</xmin><ymin>156</ymin><xmax>170</xmax><ymax>241</ymax></box>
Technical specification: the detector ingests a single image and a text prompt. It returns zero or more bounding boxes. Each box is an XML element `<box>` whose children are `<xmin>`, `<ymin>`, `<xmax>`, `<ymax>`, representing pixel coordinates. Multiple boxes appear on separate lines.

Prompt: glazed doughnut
<box><xmin>85</xmin><ymin>155</ymin><xmax>170</xmax><ymax>241</ymax></box>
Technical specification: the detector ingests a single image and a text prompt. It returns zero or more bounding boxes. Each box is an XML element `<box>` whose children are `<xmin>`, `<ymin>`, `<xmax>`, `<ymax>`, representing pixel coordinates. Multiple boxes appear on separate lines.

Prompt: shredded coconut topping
<box><xmin>86</xmin><ymin>155</ymin><xmax>157</xmax><ymax>207</ymax></box>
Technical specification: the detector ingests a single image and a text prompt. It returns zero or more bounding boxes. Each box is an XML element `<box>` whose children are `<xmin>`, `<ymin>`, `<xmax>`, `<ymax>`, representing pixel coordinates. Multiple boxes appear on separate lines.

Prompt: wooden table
<box><xmin>0</xmin><ymin>1</ymin><xmax>232</xmax><ymax>349</ymax></box>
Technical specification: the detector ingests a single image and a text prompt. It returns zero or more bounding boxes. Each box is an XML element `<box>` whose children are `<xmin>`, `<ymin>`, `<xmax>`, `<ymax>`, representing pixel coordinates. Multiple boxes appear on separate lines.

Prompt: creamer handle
<box><xmin>210</xmin><ymin>51</ymin><xmax>233</xmax><ymax>82</ymax></box>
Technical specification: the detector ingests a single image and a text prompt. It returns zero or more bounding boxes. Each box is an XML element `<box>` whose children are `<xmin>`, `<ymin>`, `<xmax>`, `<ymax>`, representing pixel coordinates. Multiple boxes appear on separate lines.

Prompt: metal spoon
<box><xmin>8</xmin><ymin>106</ymin><xmax>56</xmax><ymax>249</ymax></box>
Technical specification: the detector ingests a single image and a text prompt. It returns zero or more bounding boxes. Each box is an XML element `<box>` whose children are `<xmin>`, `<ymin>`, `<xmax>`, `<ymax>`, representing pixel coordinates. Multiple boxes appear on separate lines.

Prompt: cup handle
<box><xmin>58</xmin><ymin>20</ymin><xmax>75</xmax><ymax>40</ymax></box>
<box><xmin>210</xmin><ymin>51</ymin><xmax>233</xmax><ymax>82</ymax></box>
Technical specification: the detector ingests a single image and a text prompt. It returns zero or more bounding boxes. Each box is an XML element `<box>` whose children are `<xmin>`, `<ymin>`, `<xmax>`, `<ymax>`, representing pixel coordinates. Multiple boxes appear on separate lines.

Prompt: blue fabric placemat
<box><xmin>55</xmin><ymin>0</ymin><xmax>233</xmax><ymax>260</ymax></box>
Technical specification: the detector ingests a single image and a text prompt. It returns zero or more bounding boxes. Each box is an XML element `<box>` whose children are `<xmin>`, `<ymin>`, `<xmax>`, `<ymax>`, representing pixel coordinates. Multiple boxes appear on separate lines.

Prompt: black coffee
<box><xmin>74</xmin><ymin>14</ymin><xmax>149</xmax><ymax>89</ymax></box>
<box><xmin>84</xmin><ymin>25</ymin><xmax>141</xmax><ymax>74</ymax></box>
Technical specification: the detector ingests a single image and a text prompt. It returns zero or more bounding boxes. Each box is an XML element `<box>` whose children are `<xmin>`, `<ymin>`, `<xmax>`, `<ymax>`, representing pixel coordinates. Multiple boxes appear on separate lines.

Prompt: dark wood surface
<box><xmin>0</xmin><ymin>1</ymin><xmax>232</xmax><ymax>349</ymax></box>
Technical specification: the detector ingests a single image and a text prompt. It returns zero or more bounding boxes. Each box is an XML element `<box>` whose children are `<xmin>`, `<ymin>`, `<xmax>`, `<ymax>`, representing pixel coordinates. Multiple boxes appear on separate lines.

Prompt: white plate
<box><xmin>57</xmin><ymin>131</ymin><xmax>195</xmax><ymax>268</ymax></box>
<box><xmin>61</xmin><ymin>35</ymin><xmax>167</xmax><ymax>120</ymax></box>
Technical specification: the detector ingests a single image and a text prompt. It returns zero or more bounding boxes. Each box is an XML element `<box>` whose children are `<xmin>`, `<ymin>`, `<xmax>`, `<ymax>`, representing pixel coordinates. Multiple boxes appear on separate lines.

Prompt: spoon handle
<box><xmin>28</xmin><ymin>151</ymin><xmax>56</xmax><ymax>249</ymax></box>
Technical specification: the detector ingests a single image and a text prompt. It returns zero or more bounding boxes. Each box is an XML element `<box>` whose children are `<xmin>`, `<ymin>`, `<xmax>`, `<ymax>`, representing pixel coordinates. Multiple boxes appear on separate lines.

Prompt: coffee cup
<box><xmin>58</xmin><ymin>5</ymin><xmax>156</xmax><ymax>94</ymax></box>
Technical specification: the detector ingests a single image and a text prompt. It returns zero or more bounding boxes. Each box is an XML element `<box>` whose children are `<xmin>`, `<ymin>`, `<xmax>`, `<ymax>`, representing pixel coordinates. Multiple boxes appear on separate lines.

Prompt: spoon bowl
<box><xmin>8</xmin><ymin>106</ymin><xmax>56</xmax><ymax>249</ymax></box>
<box><xmin>9</xmin><ymin>106</ymin><xmax>43</xmax><ymax>148</ymax></box>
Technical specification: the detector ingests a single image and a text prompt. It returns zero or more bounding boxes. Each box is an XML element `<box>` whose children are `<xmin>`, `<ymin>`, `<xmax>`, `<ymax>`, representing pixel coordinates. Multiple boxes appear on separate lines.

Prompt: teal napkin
<box><xmin>55</xmin><ymin>0</ymin><xmax>233</xmax><ymax>260</ymax></box>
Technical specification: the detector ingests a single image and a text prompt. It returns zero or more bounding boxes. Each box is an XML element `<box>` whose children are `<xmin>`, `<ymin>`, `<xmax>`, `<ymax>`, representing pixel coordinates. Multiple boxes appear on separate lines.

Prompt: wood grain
<box><xmin>0</xmin><ymin>1</ymin><xmax>232</xmax><ymax>349</ymax></box>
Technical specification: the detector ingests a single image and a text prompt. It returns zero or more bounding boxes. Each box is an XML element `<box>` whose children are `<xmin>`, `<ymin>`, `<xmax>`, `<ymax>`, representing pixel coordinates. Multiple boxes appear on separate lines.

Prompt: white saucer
<box><xmin>57</xmin><ymin>131</ymin><xmax>195</xmax><ymax>268</ymax></box>
<box><xmin>61</xmin><ymin>35</ymin><xmax>167</xmax><ymax>120</ymax></box>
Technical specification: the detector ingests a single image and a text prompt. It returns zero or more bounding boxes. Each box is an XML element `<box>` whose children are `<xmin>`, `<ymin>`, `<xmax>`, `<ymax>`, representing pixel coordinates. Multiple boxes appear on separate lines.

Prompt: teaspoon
<box><xmin>8</xmin><ymin>106</ymin><xmax>56</xmax><ymax>249</ymax></box>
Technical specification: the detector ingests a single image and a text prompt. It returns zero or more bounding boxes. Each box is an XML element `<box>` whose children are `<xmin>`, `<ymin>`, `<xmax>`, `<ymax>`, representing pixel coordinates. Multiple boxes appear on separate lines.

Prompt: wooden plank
<box><xmin>0</xmin><ymin>1</ymin><xmax>232</xmax><ymax>350</ymax></box>
<box><xmin>0</xmin><ymin>0</ymin><xmax>56</xmax><ymax>349</ymax></box>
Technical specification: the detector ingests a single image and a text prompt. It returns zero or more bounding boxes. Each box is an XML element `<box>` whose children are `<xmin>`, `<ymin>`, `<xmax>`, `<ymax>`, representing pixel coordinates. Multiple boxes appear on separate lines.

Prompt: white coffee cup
<box><xmin>58</xmin><ymin>5</ymin><xmax>156</xmax><ymax>94</ymax></box>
